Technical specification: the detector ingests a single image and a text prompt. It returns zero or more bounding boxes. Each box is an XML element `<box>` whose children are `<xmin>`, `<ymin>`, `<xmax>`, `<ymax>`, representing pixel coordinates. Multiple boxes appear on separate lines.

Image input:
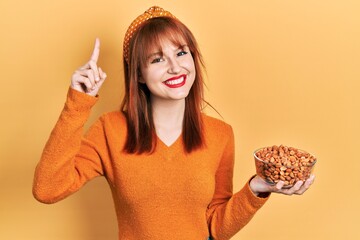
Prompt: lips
<box><xmin>163</xmin><ymin>74</ymin><xmax>187</xmax><ymax>88</ymax></box>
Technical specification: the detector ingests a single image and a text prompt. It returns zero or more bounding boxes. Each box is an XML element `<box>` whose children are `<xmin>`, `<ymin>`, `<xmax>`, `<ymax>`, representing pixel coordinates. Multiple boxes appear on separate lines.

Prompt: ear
<box><xmin>137</xmin><ymin>69</ymin><xmax>146</xmax><ymax>84</ymax></box>
<box><xmin>138</xmin><ymin>76</ymin><xmax>146</xmax><ymax>84</ymax></box>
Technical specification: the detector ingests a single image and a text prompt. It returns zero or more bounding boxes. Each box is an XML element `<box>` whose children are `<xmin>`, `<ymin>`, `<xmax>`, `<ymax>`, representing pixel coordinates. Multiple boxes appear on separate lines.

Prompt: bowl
<box><xmin>254</xmin><ymin>145</ymin><xmax>316</xmax><ymax>188</ymax></box>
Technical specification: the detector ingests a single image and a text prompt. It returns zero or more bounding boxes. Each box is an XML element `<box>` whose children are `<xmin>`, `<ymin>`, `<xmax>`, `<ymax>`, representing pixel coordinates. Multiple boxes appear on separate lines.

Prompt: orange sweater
<box><xmin>33</xmin><ymin>88</ymin><xmax>269</xmax><ymax>240</ymax></box>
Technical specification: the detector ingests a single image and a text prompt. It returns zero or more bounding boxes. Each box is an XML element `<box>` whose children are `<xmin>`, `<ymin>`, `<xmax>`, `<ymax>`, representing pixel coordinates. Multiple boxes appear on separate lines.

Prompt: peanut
<box><xmin>255</xmin><ymin>145</ymin><xmax>316</xmax><ymax>188</ymax></box>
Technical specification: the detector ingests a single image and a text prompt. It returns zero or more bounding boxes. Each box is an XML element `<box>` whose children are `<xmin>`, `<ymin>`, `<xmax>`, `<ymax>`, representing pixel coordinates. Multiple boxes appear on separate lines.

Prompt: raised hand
<box><xmin>71</xmin><ymin>38</ymin><xmax>107</xmax><ymax>96</ymax></box>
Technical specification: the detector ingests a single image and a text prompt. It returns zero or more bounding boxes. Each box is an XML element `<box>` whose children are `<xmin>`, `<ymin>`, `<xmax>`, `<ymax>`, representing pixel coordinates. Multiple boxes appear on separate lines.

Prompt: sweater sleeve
<box><xmin>33</xmin><ymin>88</ymin><xmax>106</xmax><ymax>204</ymax></box>
<box><xmin>206</xmin><ymin>126</ymin><xmax>270</xmax><ymax>240</ymax></box>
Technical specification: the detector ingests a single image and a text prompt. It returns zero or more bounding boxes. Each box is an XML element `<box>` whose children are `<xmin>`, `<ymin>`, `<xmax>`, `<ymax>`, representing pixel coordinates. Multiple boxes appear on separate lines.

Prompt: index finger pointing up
<box><xmin>90</xmin><ymin>38</ymin><xmax>100</xmax><ymax>63</ymax></box>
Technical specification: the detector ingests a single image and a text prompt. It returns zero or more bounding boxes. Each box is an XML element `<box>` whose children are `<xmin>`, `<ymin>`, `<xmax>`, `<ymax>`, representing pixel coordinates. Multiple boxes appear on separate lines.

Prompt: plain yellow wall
<box><xmin>1</xmin><ymin>0</ymin><xmax>359</xmax><ymax>239</ymax></box>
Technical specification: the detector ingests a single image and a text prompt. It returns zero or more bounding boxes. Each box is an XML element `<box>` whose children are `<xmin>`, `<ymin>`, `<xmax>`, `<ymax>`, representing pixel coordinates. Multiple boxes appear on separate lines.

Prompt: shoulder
<box><xmin>201</xmin><ymin>113</ymin><xmax>233</xmax><ymax>139</ymax></box>
<box><xmin>100</xmin><ymin>110</ymin><xmax>126</xmax><ymax>123</ymax></box>
<box><xmin>90</xmin><ymin>111</ymin><xmax>127</xmax><ymax>133</ymax></box>
<box><xmin>86</xmin><ymin>111</ymin><xmax>127</xmax><ymax>142</ymax></box>
<box><xmin>202</xmin><ymin>113</ymin><xmax>232</xmax><ymax>131</ymax></box>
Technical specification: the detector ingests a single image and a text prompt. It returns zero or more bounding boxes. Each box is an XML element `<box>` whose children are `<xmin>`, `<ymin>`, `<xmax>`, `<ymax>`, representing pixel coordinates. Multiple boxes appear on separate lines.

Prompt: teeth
<box><xmin>165</xmin><ymin>77</ymin><xmax>184</xmax><ymax>85</ymax></box>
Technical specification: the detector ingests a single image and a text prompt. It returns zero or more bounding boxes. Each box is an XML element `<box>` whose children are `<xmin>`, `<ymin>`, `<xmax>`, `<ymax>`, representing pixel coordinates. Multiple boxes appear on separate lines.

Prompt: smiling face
<box><xmin>140</xmin><ymin>38</ymin><xmax>196</xmax><ymax>103</ymax></box>
<box><xmin>121</xmin><ymin>16</ymin><xmax>206</xmax><ymax>153</ymax></box>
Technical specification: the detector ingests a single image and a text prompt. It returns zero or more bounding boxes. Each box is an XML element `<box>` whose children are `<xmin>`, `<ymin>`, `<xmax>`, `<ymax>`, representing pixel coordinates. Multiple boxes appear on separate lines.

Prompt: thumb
<box><xmin>96</xmin><ymin>67</ymin><xmax>107</xmax><ymax>89</ymax></box>
<box><xmin>275</xmin><ymin>181</ymin><xmax>285</xmax><ymax>191</ymax></box>
<box><xmin>99</xmin><ymin>67</ymin><xmax>107</xmax><ymax>80</ymax></box>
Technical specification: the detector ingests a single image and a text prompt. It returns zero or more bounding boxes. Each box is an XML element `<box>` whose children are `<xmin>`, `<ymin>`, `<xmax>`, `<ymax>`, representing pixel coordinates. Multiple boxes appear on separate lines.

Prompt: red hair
<box><xmin>121</xmin><ymin>17</ymin><xmax>206</xmax><ymax>154</ymax></box>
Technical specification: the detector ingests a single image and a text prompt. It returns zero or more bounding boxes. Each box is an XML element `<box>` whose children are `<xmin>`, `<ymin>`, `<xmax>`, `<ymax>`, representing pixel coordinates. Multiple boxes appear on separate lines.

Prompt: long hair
<box><xmin>121</xmin><ymin>17</ymin><xmax>206</xmax><ymax>154</ymax></box>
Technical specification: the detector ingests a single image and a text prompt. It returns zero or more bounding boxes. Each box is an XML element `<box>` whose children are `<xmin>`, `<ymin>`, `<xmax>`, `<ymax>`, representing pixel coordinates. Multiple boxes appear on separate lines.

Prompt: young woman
<box><xmin>33</xmin><ymin>6</ymin><xmax>315</xmax><ymax>240</ymax></box>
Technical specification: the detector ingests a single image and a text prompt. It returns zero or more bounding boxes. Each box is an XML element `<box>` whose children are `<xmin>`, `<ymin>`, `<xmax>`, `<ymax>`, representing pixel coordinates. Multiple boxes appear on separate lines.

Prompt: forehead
<box><xmin>135</xmin><ymin>19</ymin><xmax>191</xmax><ymax>65</ymax></box>
<box><xmin>146</xmin><ymin>31</ymin><xmax>187</xmax><ymax>51</ymax></box>
<box><xmin>148</xmin><ymin>37</ymin><xmax>187</xmax><ymax>53</ymax></box>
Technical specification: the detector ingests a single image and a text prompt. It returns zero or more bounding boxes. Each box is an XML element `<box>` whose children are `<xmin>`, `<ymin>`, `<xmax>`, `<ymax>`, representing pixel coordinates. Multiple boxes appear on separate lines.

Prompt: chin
<box><xmin>170</xmin><ymin>92</ymin><xmax>191</xmax><ymax>100</ymax></box>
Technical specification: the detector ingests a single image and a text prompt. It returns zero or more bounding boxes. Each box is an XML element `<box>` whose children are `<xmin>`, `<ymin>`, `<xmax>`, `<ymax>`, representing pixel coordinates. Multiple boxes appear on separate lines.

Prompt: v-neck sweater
<box><xmin>33</xmin><ymin>88</ymin><xmax>269</xmax><ymax>240</ymax></box>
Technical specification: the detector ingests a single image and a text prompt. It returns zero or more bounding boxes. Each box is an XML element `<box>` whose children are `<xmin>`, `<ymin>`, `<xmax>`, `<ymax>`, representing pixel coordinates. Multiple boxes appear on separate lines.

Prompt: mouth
<box><xmin>163</xmin><ymin>74</ymin><xmax>187</xmax><ymax>88</ymax></box>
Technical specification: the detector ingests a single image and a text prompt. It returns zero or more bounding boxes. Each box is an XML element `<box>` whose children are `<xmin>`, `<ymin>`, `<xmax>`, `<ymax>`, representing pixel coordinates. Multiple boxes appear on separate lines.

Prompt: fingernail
<box><xmin>96</xmin><ymin>77</ymin><xmax>100</xmax><ymax>81</ymax></box>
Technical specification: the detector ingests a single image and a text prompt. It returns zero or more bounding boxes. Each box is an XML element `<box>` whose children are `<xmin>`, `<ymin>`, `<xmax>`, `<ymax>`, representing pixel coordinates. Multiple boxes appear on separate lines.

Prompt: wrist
<box><xmin>249</xmin><ymin>177</ymin><xmax>259</xmax><ymax>196</ymax></box>
<box><xmin>249</xmin><ymin>175</ymin><xmax>271</xmax><ymax>198</ymax></box>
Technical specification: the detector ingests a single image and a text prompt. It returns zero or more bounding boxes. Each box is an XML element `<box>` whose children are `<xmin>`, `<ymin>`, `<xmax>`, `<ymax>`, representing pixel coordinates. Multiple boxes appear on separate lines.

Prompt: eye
<box><xmin>150</xmin><ymin>57</ymin><xmax>164</xmax><ymax>64</ymax></box>
<box><xmin>177</xmin><ymin>50</ymin><xmax>188</xmax><ymax>57</ymax></box>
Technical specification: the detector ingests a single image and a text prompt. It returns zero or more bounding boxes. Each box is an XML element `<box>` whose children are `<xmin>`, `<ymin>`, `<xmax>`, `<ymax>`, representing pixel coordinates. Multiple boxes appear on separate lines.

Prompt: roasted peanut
<box><xmin>254</xmin><ymin>145</ymin><xmax>316</xmax><ymax>188</ymax></box>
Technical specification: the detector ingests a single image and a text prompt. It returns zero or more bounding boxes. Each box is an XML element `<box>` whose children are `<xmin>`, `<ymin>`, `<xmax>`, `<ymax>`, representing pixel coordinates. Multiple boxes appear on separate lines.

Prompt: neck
<box><xmin>151</xmin><ymin>97</ymin><xmax>185</xmax><ymax>131</ymax></box>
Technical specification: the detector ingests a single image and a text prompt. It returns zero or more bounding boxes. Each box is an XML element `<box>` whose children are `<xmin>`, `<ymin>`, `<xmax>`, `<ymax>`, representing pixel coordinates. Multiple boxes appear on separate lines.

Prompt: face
<box><xmin>139</xmin><ymin>38</ymin><xmax>196</xmax><ymax>103</ymax></box>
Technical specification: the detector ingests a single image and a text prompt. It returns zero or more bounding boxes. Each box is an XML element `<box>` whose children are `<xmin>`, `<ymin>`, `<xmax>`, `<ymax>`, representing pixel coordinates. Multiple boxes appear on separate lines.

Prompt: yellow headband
<box><xmin>123</xmin><ymin>6</ymin><xmax>176</xmax><ymax>64</ymax></box>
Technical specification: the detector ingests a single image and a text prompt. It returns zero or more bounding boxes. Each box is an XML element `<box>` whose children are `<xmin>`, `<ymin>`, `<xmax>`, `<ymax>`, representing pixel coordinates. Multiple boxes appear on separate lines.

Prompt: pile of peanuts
<box><xmin>255</xmin><ymin>145</ymin><xmax>316</xmax><ymax>188</ymax></box>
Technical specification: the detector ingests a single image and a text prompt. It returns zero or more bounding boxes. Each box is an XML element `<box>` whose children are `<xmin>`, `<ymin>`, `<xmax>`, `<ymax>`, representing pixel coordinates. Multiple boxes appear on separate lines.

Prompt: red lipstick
<box><xmin>163</xmin><ymin>74</ymin><xmax>187</xmax><ymax>88</ymax></box>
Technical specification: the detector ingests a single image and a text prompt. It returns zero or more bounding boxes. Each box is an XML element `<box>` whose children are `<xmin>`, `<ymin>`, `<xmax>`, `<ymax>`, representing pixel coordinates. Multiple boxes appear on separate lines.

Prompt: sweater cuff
<box><xmin>65</xmin><ymin>87</ymin><xmax>98</xmax><ymax>112</ymax></box>
<box><xmin>239</xmin><ymin>176</ymin><xmax>270</xmax><ymax>208</ymax></box>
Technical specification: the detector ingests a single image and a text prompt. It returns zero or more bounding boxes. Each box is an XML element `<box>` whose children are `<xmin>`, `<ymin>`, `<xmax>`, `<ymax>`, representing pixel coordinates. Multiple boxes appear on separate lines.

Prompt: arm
<box><xmin>32</xmin><ymin>38</ymin><xmax>107</xmax><ymax>203</ymax></box>
<box><xmin>206</xmin><ymin>127</ymin><xmax>269</xmax><ymax>240</ymax></box>
<box><xmin>32</xmin><ymin>88</ymin><xmax>105</xmax><ymax>203</ymax></box>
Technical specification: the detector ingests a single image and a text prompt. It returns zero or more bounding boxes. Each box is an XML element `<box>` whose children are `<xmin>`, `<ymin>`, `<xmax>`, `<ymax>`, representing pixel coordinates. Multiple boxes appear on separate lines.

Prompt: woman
<box><xmin>33</xmin><ymin>6</ymin><xmax>315</xmax><ymax>240</ymax></box>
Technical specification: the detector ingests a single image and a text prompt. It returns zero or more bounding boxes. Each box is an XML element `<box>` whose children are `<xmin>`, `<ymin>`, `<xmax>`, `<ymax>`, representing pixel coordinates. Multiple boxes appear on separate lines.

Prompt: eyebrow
<box><xmin>146</xmin><ymin>44</ymin><xmax>188</xmax><ymax>60</ymax></box>
<box><xmin>146</xmin><ymin>51</ymin><xmax>163</xmax><ymax>60</ymax></box>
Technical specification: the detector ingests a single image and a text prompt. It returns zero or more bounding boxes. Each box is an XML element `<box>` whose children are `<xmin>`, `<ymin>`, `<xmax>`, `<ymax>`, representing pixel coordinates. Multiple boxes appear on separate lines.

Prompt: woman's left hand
<box><xmin>249</xmin><ymin>174</ymin><xmax>315</xmax><ymax>196</ymax></box>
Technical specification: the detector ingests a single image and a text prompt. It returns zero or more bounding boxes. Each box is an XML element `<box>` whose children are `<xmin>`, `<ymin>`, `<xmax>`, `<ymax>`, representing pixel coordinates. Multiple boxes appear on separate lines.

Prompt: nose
<box><xmin>167</xmin><ymin>57</ymin><xmax>181</xmax><ymax>74</ymax></box>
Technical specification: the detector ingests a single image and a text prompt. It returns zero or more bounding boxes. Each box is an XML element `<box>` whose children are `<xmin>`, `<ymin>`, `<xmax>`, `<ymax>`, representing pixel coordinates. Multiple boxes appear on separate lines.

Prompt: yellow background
<box><xmin>1</xmin><ymin>0</ymin><xmax>359</xmax><ymax>239</ymax></box>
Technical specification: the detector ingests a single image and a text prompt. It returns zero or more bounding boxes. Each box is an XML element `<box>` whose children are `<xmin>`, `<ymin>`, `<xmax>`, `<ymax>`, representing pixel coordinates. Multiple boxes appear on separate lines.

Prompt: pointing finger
<box><xmin>90</xmin><ymin>38</ymin><xmax>100</xmax><ymax>63</ymax></box>
<box><xmin>79</xmin><ymin>62</ymin><xmax>90</xmax><ymax>70</ymax></box>
<box><xmin>89</xmin><ymin>61</ymin><xmax>100</xmax><ymax>81</ymax></box>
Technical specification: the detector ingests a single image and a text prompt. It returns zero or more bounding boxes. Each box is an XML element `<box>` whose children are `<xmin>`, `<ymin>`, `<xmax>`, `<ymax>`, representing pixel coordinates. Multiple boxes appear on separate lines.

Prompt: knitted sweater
<box><xmin>33</xmin><ymin>88</ymin><xmax>269</xmax><ymax>240</ymax></box>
